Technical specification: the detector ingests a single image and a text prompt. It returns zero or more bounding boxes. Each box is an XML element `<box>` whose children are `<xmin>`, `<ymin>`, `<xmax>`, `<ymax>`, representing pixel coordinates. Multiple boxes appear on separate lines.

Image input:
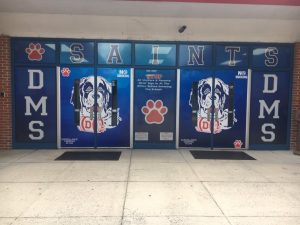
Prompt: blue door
<box><xmin>60</xmin><ymin>67</ymin><xmax>131</xmax><ymax>148</ymax></box>
<box><xmin>179</xmin><ymin>69</ymin><xmax>249</xmax><ymax>149</ymax></box>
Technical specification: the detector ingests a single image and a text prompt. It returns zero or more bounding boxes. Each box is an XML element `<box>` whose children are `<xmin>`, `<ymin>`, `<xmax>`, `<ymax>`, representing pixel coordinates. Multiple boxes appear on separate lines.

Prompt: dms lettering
<box><xmin>24</xmin><ymin>69</ymin><xmax>47</xmax><ymax>140</ymax></box>
<box><xmin>258</xmin><ymin>48</ymin><xmax>280</xmax><ymax>142</ymax></box>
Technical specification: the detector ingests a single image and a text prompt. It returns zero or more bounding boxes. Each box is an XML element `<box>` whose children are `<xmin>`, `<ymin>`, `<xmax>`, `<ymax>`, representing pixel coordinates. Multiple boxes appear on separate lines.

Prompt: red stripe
<box><xmin>129</xmin><ymin>0</ymin><xmax>300</xmax><ymax>6</ymax></box>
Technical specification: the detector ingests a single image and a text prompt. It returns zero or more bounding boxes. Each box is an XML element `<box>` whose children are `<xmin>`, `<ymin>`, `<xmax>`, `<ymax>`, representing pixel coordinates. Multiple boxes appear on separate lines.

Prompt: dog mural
<box><xmin>70</xmin><ymin>75</ymin><xmax>121</xmax><ymax>133</ymax></box>
<box><xmin>189</xmin><ymin>77</ymin><xmax>237</xmax><ymax>134</ymax></box>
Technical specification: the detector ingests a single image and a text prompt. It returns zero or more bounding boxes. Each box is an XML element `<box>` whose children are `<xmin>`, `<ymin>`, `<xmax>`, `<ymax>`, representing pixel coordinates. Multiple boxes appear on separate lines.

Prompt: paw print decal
<box><xmin>141</xmin><ymin>99</ymin><xmax>168</xmax><ymax>124</ymax></box>
<box><xmin>25</xmin><ymin>43</ymin><xmax>45</xmax><ymax>61</ymax></box>
<box><xmin>61</xmin><ymin>67</ymin><xmax>71</xmax><ymax>77</ymax></box>
<box><xmin>233</xmin><ymin>140</ymin><xmax>243</xmax><ymax>149</ymax></box>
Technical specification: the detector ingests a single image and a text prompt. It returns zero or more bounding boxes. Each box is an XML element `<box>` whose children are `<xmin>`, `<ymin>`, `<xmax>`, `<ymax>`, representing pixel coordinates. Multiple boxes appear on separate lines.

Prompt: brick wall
<box><xmin>0</xmin><ymin>36</ymin><xmax>12</xmax><ymax>150</ymax></box>
<box><xmin>291</xmin><ymin>43</ymin><xmax>300</xmax><ymax>154</ymax></box>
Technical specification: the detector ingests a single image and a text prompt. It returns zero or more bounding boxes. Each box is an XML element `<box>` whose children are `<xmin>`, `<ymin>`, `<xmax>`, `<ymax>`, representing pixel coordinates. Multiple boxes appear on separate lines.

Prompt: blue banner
<box><xmin>98</xmin><ymin>43</ymin><xmax>131</xmax><ymax>65</ymax></box>
<box><xmin>134</xmin><ymin>69</ymin><xmax>176</xmax><ymax>148</ymax></box>
<box><xmin>60</xmin><ymin>42</ymin><xmax>94</xmax><ymax>64</ymax></box>
<box><xmin>250</xmin><ymin>71</ymin><xmax>290</xmax><ymax>148</ymax></box>
<box><xmin>252</xmin><ymin>46</ymin><xmax>291</xmax><ymax>69</ymax></box>
<box><xmin>215</xmin><ymin>45</ymin><xmax>248</xmax><ymax>67</ymax></box>
<box><xmin>14</xmin><ymin>67</ymin><xmax>57</xmax><ymax>147</ymax></box>
<box><xmin>13</xmin><ymin>40</ymin><xmax>56</xmax><ymax>64</ymax></box>
<box><xmin>135</xmin><ymin>44</ymin><xmax>176</xmax><ymax>66</ymax></box>
<box><xmin>179</xmin><ymin>44</ymin><xmax>213</xmax><ymax>67</ymax></box>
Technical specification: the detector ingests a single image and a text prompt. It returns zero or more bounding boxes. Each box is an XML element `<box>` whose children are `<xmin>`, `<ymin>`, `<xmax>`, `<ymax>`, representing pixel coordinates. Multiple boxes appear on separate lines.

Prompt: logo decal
<box><xmin>61</xmin><ymin>68</ymin><xmax>71</xmax><ymax>77</ymax></box>
<box><xmin>190</xmin><ymin>77</ymin><xmax>237</xmax><ymax>134</ymax></box>
<box><xmin>25</xmin><ymin>43</ymin><xmax>45</xmax><ymax>61</ymax></box>
<box><xmin>142</xmin><ymin>99</ymin><xmax>168</xmax><ymax>124</ymax></box>
<box><xmin>70</xmin><ymin>76</ymin><xmax>121</xmax><ymax>133</ymax></box>
<box><xmin>233</xmin><ymin>140</ymin><xmax>243</xmax><ymax>149</ymax></box>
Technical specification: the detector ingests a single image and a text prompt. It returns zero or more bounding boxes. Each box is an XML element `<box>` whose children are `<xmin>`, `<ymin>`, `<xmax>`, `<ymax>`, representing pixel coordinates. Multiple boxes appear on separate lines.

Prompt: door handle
<box><xmin>111</xmin><ymin>80</ymin><xmax>118</xmax><ymax>126</ymax></box>
<box><xmin>228</xmin><ymin>82</ymin><xmax>234</xmax><ymax>127</ymax></box>
<box><xmin>73</xmin><ymin>79</ymin><xmax>81</xmax><ymax>126</ymax></box>
<box><xmin>191</xmin><ymin>81</ymin><xmax>199</xmax><ymax>127</ymax></box>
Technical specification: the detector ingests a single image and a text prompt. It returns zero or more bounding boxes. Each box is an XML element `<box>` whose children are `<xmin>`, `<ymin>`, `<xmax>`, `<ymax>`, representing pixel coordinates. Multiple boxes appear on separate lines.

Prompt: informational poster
<box><xmin>134</xmin><ymin>69</ymin><xmax>176</xmax><ymax>148</ymax></box>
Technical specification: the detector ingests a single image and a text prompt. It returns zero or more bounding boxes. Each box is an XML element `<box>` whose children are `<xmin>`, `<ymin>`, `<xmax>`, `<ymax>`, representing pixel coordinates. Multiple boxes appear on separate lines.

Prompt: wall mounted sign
<box><xmin>12</xmin><ymin>38</ymin><xmax>293</xmax><ymax>149</ymax></box>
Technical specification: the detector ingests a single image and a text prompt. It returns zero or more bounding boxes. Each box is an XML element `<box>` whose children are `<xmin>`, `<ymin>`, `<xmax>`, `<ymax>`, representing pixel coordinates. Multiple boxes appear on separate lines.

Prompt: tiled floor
<box><xmin>0</xmin><ymin>149</ymin><xmax>300</xmax><ymax>225</ymax></box>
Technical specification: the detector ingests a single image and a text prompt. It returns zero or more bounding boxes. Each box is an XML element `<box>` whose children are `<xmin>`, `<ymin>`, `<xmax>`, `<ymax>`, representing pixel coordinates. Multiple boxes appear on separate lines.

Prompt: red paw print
<box><xmin>233</xmin><ymin>140</ymin><xmax>243</xmax><ymax>149</ymax></box>
<box><xmin>25</xmin><ymin>43</ymin><xmax>45</xmax><ymax>61</ymax></box>
<box><xmin>61</xmin><ymin>67</ymin><xmax>71</xmax><ymax>77</ymax></box>
<box><xmin>141</xmin><ymin>100</ymin><xmax>168</xmax><ymax>124</ymax></box>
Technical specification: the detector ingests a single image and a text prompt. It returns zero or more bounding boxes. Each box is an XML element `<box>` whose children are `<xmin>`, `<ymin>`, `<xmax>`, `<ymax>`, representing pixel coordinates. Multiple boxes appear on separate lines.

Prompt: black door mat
<box><xmin>190</xmin><ymin>150</ymin><xmax>256</xmax><ymax>160</ymax></box>
<box><xmin>55</xmin><ymin>151</ymin><xmax>121</xmax><ymax>161</ymax></box>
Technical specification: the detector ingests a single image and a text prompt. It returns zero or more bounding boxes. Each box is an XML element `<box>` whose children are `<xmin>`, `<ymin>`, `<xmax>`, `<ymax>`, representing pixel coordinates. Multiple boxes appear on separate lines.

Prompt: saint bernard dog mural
<box><xmin>70</xmin><ymin>75</ymin><xmax>121</xmax><ymax>133</ymax></box>
<box><xmin>189</xmin><ymin>77</ymin><xmax>236</xmax><ymax>134</ymax></box>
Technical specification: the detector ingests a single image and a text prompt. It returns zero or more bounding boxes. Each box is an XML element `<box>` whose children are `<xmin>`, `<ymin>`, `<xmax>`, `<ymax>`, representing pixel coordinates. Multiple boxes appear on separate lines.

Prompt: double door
<box><xmin>60</xmin><ymin>67</ymin><xmax>131</xmax><ymax>148</ymax></box>
<box><xmin>179</xmin><ymin>69</ymin><xmax>249</xmax><ymax>149</ymax></box>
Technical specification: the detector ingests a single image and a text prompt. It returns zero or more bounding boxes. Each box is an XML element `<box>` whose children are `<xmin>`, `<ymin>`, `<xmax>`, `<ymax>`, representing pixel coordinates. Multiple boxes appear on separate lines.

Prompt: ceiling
<box><xmin>0</xmin><ymin>0</ymin><xmax>300</xmax><ymax>20</ymax></box>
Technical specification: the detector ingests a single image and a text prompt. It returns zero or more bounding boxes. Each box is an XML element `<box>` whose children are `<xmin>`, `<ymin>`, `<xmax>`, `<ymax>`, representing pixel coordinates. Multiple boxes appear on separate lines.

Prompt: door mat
<box><xmin>55</xmin><ymin>151</ymin><xmax>121</xmax><ymax>161</ymax></box>
<box><xmin>190</xmin><ymin>150</ymin><xmax>256</xmax><ymax>160</ymax></box>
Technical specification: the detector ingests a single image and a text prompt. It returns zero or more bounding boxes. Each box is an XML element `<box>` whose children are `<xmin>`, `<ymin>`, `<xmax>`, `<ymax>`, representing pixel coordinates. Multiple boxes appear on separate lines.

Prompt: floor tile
<box><xmin>0</xmin><ymin>183</ymin><xmax>48</xmax><ymax>217</ymax></box>
<box><xmin>204</xmin><ymin>182</ymin><xmax>300</xmax><ymax>216</ymax></box>
<box><xmin>57</xmin><ymin>162</ymin><xmax>129</xmax><ymax>182</ymax></box>
<box><xmin>122</xmin><ymin>216</ymin><xmax>230</xmax><ymax>225</ymax></box>
<box><xmin>22</xmin><ymin>182</ymin><xmax>126</xmax><ymax>217</ymax></box>
<box><xmin>245</xmin><ymin>162</ymin><xmax>300</xmax><ymax>182</ymax></box>
<box><xmin>131</xmin><ymin>150</ymin><xmax>184</xmax><ymax>163</ymax></box>
<box><xmin>190</xmin><ymin>161</ymin><xmax>268</xmax><ymax>182</ymax></box>
<box><xmin>124</xmin><ymin>182</ymin><xmax>222</xmax><ymax>217</ymax></box>
<box><xmin>0</xmin><ymin>151</ymin><xmax>34</xmax><ymax>163</ymax></box>
<box><xmin>278</xmin><ymin>182</ymin><xmax>300</xmax><ymax>202</ymax></box>
<box><xmin>0</xmin><ymin>163</ymin><xmax>71</xmax><ymax>182</ymax></box>
<box><xmin>130</xmin><ymin>162</ymin><xmax>198</xmax><ymax>181</ymax></box>
<box><xmin>12</xmin><ymin>217</ymin><xmax>121</xmax><ymax>225</ymax></box>
<box><xmin>15</xmin><ymin>150</ymin><xmax>66</xmax><ymax>163</ymax></box>
<box><xmin>0</xmin><ymin>218</ymin><xmax>17</xmax><ymax>225</ymax></box>
<box><xmin>229</xmin><ymin>216</ymin><xmax>300</xmax><ymax>225</ymax></box>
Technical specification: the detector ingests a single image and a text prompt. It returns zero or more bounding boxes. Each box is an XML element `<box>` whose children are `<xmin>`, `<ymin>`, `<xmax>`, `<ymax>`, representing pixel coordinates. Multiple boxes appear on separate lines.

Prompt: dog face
<box><xmin>194</xmin><ymin>77</ymin><xmax>228</xmax><ymax>112</ymax></box>
<box><xmin>70</xmin><ymin>75</ymin><xmax>112</xmax><ymax>118</ymax></box>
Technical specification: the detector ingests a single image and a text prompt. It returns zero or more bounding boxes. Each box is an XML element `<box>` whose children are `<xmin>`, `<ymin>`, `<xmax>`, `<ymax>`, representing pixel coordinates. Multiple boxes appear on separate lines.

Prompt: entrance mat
<box><xmin>190</xmin><ymin>150</ymin><xmax>256</xmax><ymax>160</ymax></box>
<box><xmin>55</xmin><ymin>151</ymin><xmax>121</xmax><ymax>161</ymax></box>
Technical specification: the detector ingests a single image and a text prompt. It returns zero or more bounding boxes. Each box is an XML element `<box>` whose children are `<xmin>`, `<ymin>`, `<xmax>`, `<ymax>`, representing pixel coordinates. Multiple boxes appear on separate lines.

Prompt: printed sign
<box><xmin>135</xmin><ymin>44</ymin><xmax>176</xmax><ymax>66</ymax></box>
<box><xmin>98</xmin><ymin>43</ymin><xmax>131</xmax><ymax>65</ymax></box>
<box><xmin>60</xmin><ymin>42</ymin><xmax>94</xmax><ymax>64</ymax></box>
<box><xmin>134</xmin><ymin>69</ymin><xmax>176</xmax><ymax>148</ymax></box>
<box><xmin>215</xmin><ymin>45</ymin><xmax>248</xmax><ymax>67</ymax></box>
<box><xmin>179</xmin><ymin>44</ymin><xmax>213</xmax><ymax>67</ymax></box>
<box><xmin>252</xmin><ymin>46</ymin><xmax>291</xmax><ymax>69</ymax></box>
<box><xmin>14</xmin><ymin>67</ymin><xmax>57</xmax><ymax>147</ymax></box>
<box><xmin>13</xmin><ymin>40</ymin><xmax>56</xmax><ymax>64</ymax></box>
<box><xmin>250</xmin><ymin>71</ymin><xmax>290</xmax><ymax>148</ymax></box>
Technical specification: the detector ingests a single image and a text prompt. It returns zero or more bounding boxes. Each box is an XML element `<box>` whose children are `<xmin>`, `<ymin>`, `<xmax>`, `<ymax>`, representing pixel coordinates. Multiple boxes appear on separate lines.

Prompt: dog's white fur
<box><xmin>189</xmin><ymin>77</ymin><xmax>236</xmax><ymax>131</ymax></box>
<box><xmin>71</xmin><ymin>75</ymin><xmax>120</xmax><ymax>130</ymax></box>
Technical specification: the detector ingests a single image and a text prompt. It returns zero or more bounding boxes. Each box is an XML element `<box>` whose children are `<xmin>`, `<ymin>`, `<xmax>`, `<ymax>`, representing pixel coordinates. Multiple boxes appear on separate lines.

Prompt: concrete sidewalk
<box><xmin>0</xmin><ymin>149</ymin><xmax>300</xmax><ymax>225</ymax></box>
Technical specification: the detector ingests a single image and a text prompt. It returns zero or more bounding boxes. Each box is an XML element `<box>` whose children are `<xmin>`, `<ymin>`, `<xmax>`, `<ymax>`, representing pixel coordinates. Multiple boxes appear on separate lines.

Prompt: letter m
<box><xmin>25</xmin><ymin>96</ymin><xmax>48</xmax><ymax>116</ymax></box>
<box><xmin>258</xmin><ymin>100</ymin><xmax>280</xmax><ymax>119</ymax></box>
